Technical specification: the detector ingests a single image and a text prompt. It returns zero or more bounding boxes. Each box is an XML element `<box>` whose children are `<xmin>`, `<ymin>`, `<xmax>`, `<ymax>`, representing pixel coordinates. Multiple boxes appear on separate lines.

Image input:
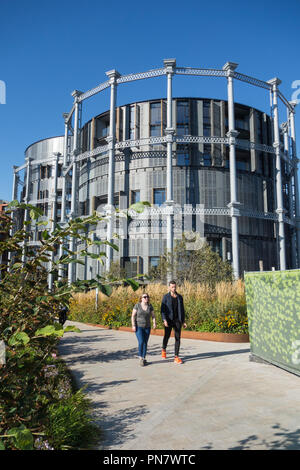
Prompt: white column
<box><xmin>282</xmin><ymin>122</ymin><xmax>296</xmax><ymax>268</ymax></box>
<box><xmin>164</xmin><ymin>59</ymin><xmax>176</xmax><ymax>282</ymax></box>
<box><xmin>48</xmin><ymin>153</ymin><xmax>59</xmax><ymax>290</ymax></box>
<box><xmin>68</xmin><ymin>90</ymin><xmax>82</xmax><ymax>284</ymax></box>
<box><xmin>105</xmin><ymin>70</ymin><xmax>120</xmax><ymax>272</ymax></box>
<box><xmin>22</xmin><ymin>158</ymin><xmax>32</xmax><ymax>264</ymax></box>
<box><xmin>289</xmin><ymin>100</ymin><xmax>300</xmax><ymax>267</ymax></box>
<box><xmin>8</xmin><ymin>167</ymin><xmax>19</xmax><ymax>270</ymax></box>
<box><xmin>223</xmin><ymin>62</ymin><xmax>240</xmax><ymax>280</ymax></box>
<box><xmin>12</xmin><ymin>166</ymin><xmax>19</xmax><ymax>201</ymax></box>
<box><xmin>268</xmin><ymin>78</ymin><xmax>286</xmax><ymax>270</ymax></box>
<box><xmin>58</xmin><ymin>113</ymin><xmax>70</xmax><ymax>280</ymax></box>
<box><xmin>60</xmin><ymin>113</ymin><xmax>69</xmax><ymax>223</ymax></box>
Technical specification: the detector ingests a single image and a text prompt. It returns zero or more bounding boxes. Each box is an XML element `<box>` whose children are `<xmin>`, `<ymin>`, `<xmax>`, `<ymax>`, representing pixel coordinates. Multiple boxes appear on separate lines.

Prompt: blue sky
<box><xmin>1</xmin><ymin>0</ymin><xmax>300</xmax><ymax>201</ymax></box>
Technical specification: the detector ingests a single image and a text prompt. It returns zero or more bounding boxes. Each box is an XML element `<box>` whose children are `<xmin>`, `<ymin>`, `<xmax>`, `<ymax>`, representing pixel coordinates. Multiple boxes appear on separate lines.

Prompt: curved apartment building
<box><xmin>13</xmin><ymin>60</ymin><xmax>300</xmax><ymax>284</ymax></box>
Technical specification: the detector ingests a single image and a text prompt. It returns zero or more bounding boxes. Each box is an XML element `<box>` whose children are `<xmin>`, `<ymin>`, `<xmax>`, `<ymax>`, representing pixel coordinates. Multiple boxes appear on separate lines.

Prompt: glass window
<box><xmin>177</xmin><ymin>152</ymin><xmax>190</xmax><ymax>166</ymax></box>
<box><xmin>177</xmin><ymin>101</ymin><xmax>189</xmax><ymax>123</ymax></box>
<box><xmin>257</xmin><ymin>113</ymin><xmax>262</xmax><ymax>143</ymax></box>
<box><xmin>177</xmin><ymin>101</ymin><xmax>189</xmax><ymax>135</ymax></box>
<box><xmin>150</xmin><ymin>126</ymin><xmax>161</xmax><ymax>137</ymax></box>
<box><xmin>203</xmin><ymin>153</ymin><xmax>211</xmax><ymax>166</ymax></box>
<box><xmin>208</xmin><ymin>239</ymin><xmax>222</xmax><ymax>257</ymax></box>
<box><xmin>150</xmin><ymin>102</ymin><xmax>161</xmax><ymax>124</ymax></box>
<box><xmin>149</xmin><ymin>256</ymin><xmax>160</xmax><ymax>268</ymax></box>
<box><xmin>236</xmin><ymin>159</ymin><xmax>249</xmax><ymax>171</ymax></box>
<box><xmin>235</xmin><ymin>116</ymin><xmax>249</xmax><ymax>131</ymax></box>
<box><xmin>203</xmin><ymin>123</ymin><xmax>211</xmax><ymax>137</ymax></box>
<box><xmin>177</xmin><ymin>124</ymin><xmax>189</xmax><ymax>135</ymax></box>
<box><xmin>203</xmin><ymin>100</ymin><xmax>211</xmax><ymax>124</ymax></box>
<box><xmin>153</xmin><ymin>189</ymin><xmax>166</xmax><ymax>206</ymax></box>
<box><xmin>131</xmin><ymin>190</ymin><xmax>140</xmax><ymax>204</ymax></box>
<box><xmin>150</xmin><ymin>102</ymin><xmax>161</xmax><ymax>136</ymax></box>
<box><xmin>101</xmin><ymin>122</ymin><xmax>110</xmax><ymax>137</ymax></box>
<box><xmin>123</xmin><ymin>257</ymin><xmax>138</xmax><ymax>278</ymax></box>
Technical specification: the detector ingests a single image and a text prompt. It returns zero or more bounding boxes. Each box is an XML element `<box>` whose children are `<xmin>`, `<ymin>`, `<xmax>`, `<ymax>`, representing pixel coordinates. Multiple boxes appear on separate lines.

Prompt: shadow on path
<box><xmin>64</xmin><ymin>367</ymin><xmax>148</xmax><ymax>449</ymax></box>
<box><xmin>95</xmin><ymin>403</ymin><xmax>150</xmax><ymax>449</ymax></box>
<box><xmin>202</xmin><ymin>424</ymin><xmax>300</xmax><ymax>450</ymax></box>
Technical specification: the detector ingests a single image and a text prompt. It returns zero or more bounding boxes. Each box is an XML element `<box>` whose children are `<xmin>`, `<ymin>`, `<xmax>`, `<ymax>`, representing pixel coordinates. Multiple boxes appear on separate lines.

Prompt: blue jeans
<box><xmin>135</xmin><ymin>326</ymin><xmax>151</xmax><ymax>358</ymax></box>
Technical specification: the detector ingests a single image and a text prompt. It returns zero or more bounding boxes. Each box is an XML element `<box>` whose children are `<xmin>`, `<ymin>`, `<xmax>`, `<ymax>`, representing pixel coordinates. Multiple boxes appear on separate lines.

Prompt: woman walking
<box><xmin>132</xmin><ymin>293</ymin><xmax>156</xmax><ymax>366</ymax></box>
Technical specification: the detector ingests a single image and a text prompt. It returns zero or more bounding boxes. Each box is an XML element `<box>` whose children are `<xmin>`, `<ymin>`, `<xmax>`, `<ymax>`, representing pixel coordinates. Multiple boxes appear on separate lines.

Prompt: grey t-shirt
<box><xmin>134</xmin><ymin>303</ymin><xmax>154</xmax><ymax>328</ymax></box>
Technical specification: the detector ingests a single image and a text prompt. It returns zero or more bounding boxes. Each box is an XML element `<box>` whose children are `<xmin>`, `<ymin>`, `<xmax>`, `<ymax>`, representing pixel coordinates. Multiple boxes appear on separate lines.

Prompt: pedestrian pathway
<box><xmin>58</xmin><ymin>321</ymin><xmax>300</xmax><ymax>450</ymax></box>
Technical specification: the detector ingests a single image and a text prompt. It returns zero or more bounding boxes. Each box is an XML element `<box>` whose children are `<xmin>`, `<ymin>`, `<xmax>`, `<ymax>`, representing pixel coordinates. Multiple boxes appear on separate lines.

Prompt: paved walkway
<box><xmin>58</xmin><ymin>321</ymin><xmax>300</xmax><ymax>450</ymax></box>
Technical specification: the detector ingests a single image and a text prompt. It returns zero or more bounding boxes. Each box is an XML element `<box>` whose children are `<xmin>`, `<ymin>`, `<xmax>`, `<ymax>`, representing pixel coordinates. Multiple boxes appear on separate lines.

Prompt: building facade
<box><xmin>12</xmin><ymin>60</ymin><xmax>300</xmax><ymax>283</ymax></box>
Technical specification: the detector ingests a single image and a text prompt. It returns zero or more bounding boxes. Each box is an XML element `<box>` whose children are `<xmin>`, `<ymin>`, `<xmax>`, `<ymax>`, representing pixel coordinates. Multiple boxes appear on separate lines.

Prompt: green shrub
<box><xmin>0</xmin><ymin>204</ymin><xmax>141</xmax><ymax>449</ymax></box>
<box><xmin>45</xmin><ymin>390</ymin><xmax>101</xmax><ymax>450</ymax></box>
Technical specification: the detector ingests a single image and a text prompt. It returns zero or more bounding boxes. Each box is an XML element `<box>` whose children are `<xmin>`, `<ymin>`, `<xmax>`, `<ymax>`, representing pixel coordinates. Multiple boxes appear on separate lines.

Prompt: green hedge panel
<box><xmin>245</xmin><ymin>269</ymin><xmax>300</xmax><ymax>376</ymax></box>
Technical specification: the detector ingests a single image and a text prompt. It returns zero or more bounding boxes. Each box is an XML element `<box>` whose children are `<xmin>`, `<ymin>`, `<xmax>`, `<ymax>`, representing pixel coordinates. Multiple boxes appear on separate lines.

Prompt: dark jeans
<box><xmin>162</xmin><ymin>320</ymin><xmax>182</xmax><ymax>357</ymax></box>
<box><xmin>135</xmin><ymin>326</ymin><xmax>151</xmax><ymax>358</ymax></box>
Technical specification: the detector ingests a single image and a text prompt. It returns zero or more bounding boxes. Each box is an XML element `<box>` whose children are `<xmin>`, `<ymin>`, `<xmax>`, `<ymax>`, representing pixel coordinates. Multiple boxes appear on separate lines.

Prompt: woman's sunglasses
<box><xmin>142</xmin><ymin>295</ymin><xmax>149</xmax><ymax>299</ymax></box>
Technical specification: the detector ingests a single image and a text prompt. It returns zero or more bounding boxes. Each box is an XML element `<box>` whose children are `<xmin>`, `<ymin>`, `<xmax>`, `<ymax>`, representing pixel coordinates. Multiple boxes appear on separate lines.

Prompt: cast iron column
<box><xmin>164</xmin><ymin>58</ymin><xmax>176</xmax><ymax>282</ymax></box>
<box><xmin>21</xmin><ymin>157</ymin><xmax>32</xmax><ymax>265</ymax></box>
<box><xmin>289</xmin><ymin>100</ymin><xmax>300</xmax><ymax>267</ymax></box>
<box><xmin>282</xmin><ymin>122</ymin><xmax>296</xmax><ymax>268</ymax></box>
<box><xmin>68</xmin><ymin>90</ymin><xmax>82</xmax><ymax>284</ymax></box>
<box><xmin>268</xmin><ymin>78</ymin><xmax>286</xmax><ymax>270</ymax></box>
<box><xmin>223</xmin><ymin>61</ymin><xmax>240</xmax><ymax>280</ymax></box>
<box><xmin>105</xmin><ymin>70</ymin><xmax>120</xmax><ymax>272</ymax></box>
<box><xmin>7</xmin><ymin>167</ymin><xmax>20</xmax><ymax>271</ymax></box>
<box><xmin>48</xmin><ymin>153</ymin><xmax>59</xmax><ymax>290</ymax></box>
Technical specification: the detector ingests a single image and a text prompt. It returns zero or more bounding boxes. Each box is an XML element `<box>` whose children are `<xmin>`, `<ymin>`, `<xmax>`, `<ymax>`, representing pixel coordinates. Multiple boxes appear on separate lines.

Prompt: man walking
<box><xmin>161</xmin><ymin>280</ymin><xmax>187</xmax><ymax>364</ymax></box>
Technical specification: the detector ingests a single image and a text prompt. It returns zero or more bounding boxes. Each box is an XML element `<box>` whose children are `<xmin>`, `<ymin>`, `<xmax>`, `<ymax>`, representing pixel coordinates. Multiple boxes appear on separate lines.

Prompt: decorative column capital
<box><xmin>163</xmin><ymin>200</ymin><xmax>175</xmax><ymax>210</ymax></box>
<box><xmin>289</xmin><ymin>100</ymin><xmax>297</xmax><ymax>113</ymax></box>
<box><xmin>165</xmin><ymin>127</ymin><xmax>175</xmax><ymax>141</ymax></box>
<box><xmin>105</xmin><ymin>69</ymin><xmax>121</xmax><ymax>85</ymax></box>
<box><xmin>71</xmin><ymin>89</ymin><xmax>83</xmax><ymax>101</ymax></box>
<box><xmin>163</xmin><ymin>58</ymin><xmax>176</xmax><ymax>74</ymax></box>
<box><xmin>276</xmin><ymin>207</ymin><xmax>286</xmax><ymax>222</ymax></box>
<box><xmin>226</xmin><ymin>129</ymin><xmax>239</xmax><ymax>144</ymax></box>
<box><xmin>227</xmin><ymin>201</ymin><xmax>242</xmax><ymax>217</ymax></box>
<box><xmin>280</xmin><ymin>122</ymin><xmax>288</xmax><ymax>133</ymax></box>
<box><xmin>63</xmin><ymin>112</ymin><xmax>69</xmax><ymax>123</ymax></box>
<box><xmin>267</xmin><ymin>77</ymin><xmax>282</xmax><ymax>90</ymax></box>
<box><xmin>106</xmin><ymin>135</ymin><xmax>114</xmax><ymax>149</ymax></box>
<box><xmin>222</xmin><ymin>61</ymin><xmax>238</xmax><ymax>76</ymax></box>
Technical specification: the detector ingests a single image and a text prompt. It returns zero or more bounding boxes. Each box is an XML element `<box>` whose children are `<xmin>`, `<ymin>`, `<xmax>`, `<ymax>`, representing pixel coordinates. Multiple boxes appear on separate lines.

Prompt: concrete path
<box><xmin>58</xmin><ymin>321</ymin><xmax>300</xmax><ymax>450</ymax></box>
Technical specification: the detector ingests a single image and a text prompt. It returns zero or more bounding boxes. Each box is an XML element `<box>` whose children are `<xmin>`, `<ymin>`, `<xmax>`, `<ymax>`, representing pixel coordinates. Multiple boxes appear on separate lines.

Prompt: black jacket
<box><xmin>161</xmin><ymin>292</ymin><xmax>185</xmax><ymax>324</ymax></box>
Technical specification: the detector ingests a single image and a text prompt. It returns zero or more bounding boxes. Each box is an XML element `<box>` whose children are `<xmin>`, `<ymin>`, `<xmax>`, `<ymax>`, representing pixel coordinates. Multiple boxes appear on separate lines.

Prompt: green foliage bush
<box><xmin>45</xmin><ymin>389</ymin><xmax>101</xmax><ymax>450</ymax></box>
<box><xmin>0</xmin><ymin>203</ymin><xmax>139</xmax><ymax>450</ymax></box>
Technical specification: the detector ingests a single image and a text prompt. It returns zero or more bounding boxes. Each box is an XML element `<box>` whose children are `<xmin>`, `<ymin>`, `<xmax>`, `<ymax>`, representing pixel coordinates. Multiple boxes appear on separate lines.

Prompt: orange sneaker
<box><xmin>174</xmin><ymin>356</ymin><xmax>183</xmax><ymax>364</ymax></box>
<box><xmin>161</xmin><ymin>349</ymin><xmax>167</xmax><ymax>359</ymax></box>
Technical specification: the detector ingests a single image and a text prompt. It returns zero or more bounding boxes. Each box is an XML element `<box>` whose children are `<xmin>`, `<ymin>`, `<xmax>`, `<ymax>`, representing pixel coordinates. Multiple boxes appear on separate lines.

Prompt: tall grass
<box><xmin>69</xmin><ymin>281</ymin><xmax>248</xmax><ymax>333</ymax></box>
